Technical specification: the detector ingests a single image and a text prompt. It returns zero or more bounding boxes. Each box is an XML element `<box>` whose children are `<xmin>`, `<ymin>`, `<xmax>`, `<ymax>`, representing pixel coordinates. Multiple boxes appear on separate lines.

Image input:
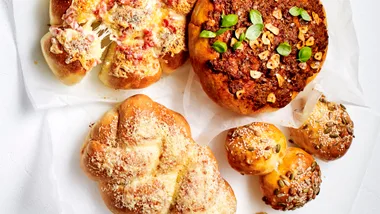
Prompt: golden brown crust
<box><xmin>81</xmin><ymin>94</ymin><xmax>237</xmax><ymax>214</ymax></box>
<box><xmin>49</xmin><ymin>0</ymin><xmax>72</xmax><ymax>25</ymax></box>
<box><xmin>225</xmin><ymin>122</ymin><xmax>287</xmax><ymax>175</ymax></box>
<box><xmin>259</xmin><ymin>147</ymin><xmax>322</xmax><ymax>211</ymax></box>
<box><xmin>189</xmin><ymin>0</ymin><xmax>328</xmax><ymax>114</ymax></box>
<box><xmin>99</xmin><ymin>43</ymin><xmax>163</xmax><ymax>89</ymax></box>
<box><xmin>159</xmin><ymin>51</ymin><xmax>189</xmax><ymax>74</ymax></box>
<box><xmin>41</xmin><ymin>32</ymin><xmax>87</xmax><ymax>85</ymax></box>
<box><xmin>289</xmin><ymin>96</ymin><xmax>354</xmax><ymax>161</ymax></box>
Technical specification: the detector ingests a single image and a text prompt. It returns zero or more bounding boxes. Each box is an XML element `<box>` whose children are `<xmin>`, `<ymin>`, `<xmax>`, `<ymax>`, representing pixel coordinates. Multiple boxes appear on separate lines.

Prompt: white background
<box><xmin>1</xmin><ymin>0</ymin><xmax>380</xmax><ymax>213</ymax></box>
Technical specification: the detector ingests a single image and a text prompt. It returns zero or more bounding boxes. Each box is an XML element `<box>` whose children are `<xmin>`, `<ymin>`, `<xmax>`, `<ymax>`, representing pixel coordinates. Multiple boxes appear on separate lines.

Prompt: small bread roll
<box><xmin>260</xmin><ymin>147</ymin><xmax>322</xmax><ymax>211</ymax></box>
<box><xmin>225</xmin><ymin>122</ymin><xmax>287</xmax><ymax>175</ymax></box>
<box><xmin>99</xmin><ymin>43</ymin><xmax>162</xmax><ymax>89</ymax></box>
<box><xmin>290</xmin><ymin>96</ymin><xmax>354</xmax><ymax>161</ymax></box>
<box><xmin>41</xmin><ymin>32</ymin><xmax>87</xmax><ymax>85</ymax></box>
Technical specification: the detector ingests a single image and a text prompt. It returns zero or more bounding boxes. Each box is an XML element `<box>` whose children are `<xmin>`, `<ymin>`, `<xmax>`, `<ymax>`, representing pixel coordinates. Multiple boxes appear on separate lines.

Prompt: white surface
<box><xmin>1</xmin><ymin>0</ymin><xmax>380</xmax><ymax>214</ymax></box>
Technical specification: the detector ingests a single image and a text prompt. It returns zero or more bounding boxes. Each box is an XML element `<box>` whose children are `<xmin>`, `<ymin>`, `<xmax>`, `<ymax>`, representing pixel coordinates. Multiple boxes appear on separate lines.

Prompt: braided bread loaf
<box><xmin>80</xmin><ymin>94</ymin><xmax>237</xmax><ymax>213</ymax></box>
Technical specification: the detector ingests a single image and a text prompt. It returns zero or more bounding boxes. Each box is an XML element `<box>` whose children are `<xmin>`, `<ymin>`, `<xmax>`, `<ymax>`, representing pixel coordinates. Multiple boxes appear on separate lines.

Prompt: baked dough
<box><xmin>289</xmin><ymin>95</ymin><xmax>354</xmax><ymax>161</ymax></box>
<box><xmin>260</xmin><ymin>147</ymin><xmax>322</xmax><ymax>211</ymax></box>
<box><xmin>225</xmin><ymin>122</ymin><xmax>287</xmax><ymax>175</ymax></box>
<box><xmin>189</xmin><ymin>0</ymin><xmax>328</xmax><ymax>114</ymax></box>
<box><xmin>80</xmin><ymin>94</ymin><xmax>237</xmax><ymax>213</ymax></box>
<box><xmin>42</xmin><ymin>0</ymin><xmax>195</xmax><ymax>88</ymax></box>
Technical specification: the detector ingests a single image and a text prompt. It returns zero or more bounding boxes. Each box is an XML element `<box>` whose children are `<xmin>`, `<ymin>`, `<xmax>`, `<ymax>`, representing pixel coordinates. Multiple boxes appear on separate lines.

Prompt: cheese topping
<box><xmin>62</xmin><ymin>0</ymin><xmax>101</xmax><ymax>28</ymax></box>
<box><xmin>49</xmin><ymin>26</ymin><xmax>103</xmax><ymax>70</ymax></box>
<box><xmin>50</xmin><ymin>0</ymin><xmax>188</xmax><ymax>74</ymax></box>
<box><xmin>102</xmin><ymin>3</ymin><xmax>157</xmax><ymax>48</ymax></box>
<box><xmin>111</xmin><ymin>46</ymin><xmax>161</xmax><ymax>78</ymax></box>
<box><xmin>158</xmin><ymin>9</ymin><xmax>186</xmax><ymax>56</ymax></box>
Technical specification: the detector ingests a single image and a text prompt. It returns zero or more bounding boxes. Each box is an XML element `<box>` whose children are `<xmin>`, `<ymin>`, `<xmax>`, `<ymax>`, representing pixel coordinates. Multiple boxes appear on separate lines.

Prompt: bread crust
<box><xmin>49</xmin><ymin>0</ymin><xmax>72</xmax><ymax>25</ymax></box>
<box><xmin>259</xmin><ymin>147</ymin><xmax>322</xmax><ymax>211</ymax></box>
<box><xmin>160</xmin><ymin>51</ymin><xmax>189</xmax><ymax>74</ymax></box>
<box><xmin>80</xmin><ymin>94</ymin><xmax>237</xmax><ymax>213</ymax></box>
<box><xmin>99</xmin><ymin>43</ymin><xmax>163</xmax><ymax>89</ymax></box>
<box><xmin>289</xmin><ymin>96</ymin><xmax>354</xmax><ymax>161</ymax></box>
<box><xmin>225</xmin><ymin>122</ymin><xmax>287</xmax><ymax>175</ymax></box>
<box><xmin>189</xmin><ymin>0</ymin><xmax>328</xmax><ymax>114</ymax></box>
<box><xmin>41</xmin><ymin>32</ymin><xmax>87</xmax><ymax>85</ymax></box>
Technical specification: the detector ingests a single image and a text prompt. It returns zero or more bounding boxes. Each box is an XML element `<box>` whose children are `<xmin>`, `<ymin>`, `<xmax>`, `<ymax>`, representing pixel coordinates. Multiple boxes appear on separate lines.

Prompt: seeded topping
<box><xmin>200</xmin><ymin>0</ymin><xmax>328</xmax><ymax>111</ymax></box>
<box><xmin>260</xmin><ymin>148</ymin><xmax>322</xmax><ymax>211</ymax></box>
<box><xmin>225</xmin><ymin>122</ymin><xmax>286</xmax><ymax>175</ymax></box>
<box><xmin>289</xmin><ymin>95</ymin><xmax>354</xmax><ymax>161</ymax></box>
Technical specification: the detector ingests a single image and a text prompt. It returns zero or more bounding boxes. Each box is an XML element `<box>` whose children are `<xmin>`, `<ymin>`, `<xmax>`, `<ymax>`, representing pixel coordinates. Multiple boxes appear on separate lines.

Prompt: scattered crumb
<box><xmin>34</xmin><ymin>60</ymin><xmax>38</xmax><ymax>65</ymax></box>
<box><xmin>89</xmin><ymin>122</ymin><xmax>95</xmax><ymax>128</ymax></box>
<box><xmin>256</xmin><ymin>212</ymin><xmax>267</xmax><ymax>214</ymax></box>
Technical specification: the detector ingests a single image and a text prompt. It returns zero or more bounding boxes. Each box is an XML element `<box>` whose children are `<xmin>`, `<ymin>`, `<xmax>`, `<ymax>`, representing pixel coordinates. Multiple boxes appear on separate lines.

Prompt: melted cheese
<box><xmin>50</xmin><ymin>26</ymin><xmax>103</xmax><ymax>70</ymax></box>
<box><xmin>111</xmin><ymin>47</ymin><xmax>161</xmax><ymax>78</ymax></box>
<box><xmin>54</xmin><ymin>0</ymin><xmax>188</xmax><ymax>73</ymax></box>
<box><xmin>101</xmin><ymin>0</ymin><xmax>162</xmax><ymax>49</ymax></box>
<box><xmin>63</xmin><ymin>0</ymin><xmax>101</xmax><ymax>27</ymax></box>
<box><xmin>157</xmin><ymin>9</ymin><xmax>186</xmax><ymax>56</ymax></box>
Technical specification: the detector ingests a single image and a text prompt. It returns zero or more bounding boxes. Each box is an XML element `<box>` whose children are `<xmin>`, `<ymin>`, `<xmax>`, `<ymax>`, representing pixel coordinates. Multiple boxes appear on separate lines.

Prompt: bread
<box><xmin>80</xmin><ymin>94</ymin><xmax>237</xmax><ymax>213</ymax></box>
<box><xmin>259</xmin><ymin>147</ymin><xmax>322</xmax><ymax>211</ymax></box>
<box><xmin>99</xmin><ymin>43</ymin><xmax>163</xmax><ymax>89</ymax></box>
<box><xmin>49</xmin><ymin>0</ymin><xmax>72</xmax><ymax>25</ymax></box>
<box><xmin>42</xmin><ymin>0</ymin><xmax>194</xmax><ymax>88</ymax></box>
<box><xmin>189</xmin><ymin>0</ymin><xmax>328</xmax><ymax>114</ymax></box>
<box><xmin>41</xmin><ymin>32</ymin><xmax>87</xmax><ymax>85</ymax></box>
<box><xmin>225</xmin><ymin>122</ymin><xmax>287</xmax><ymax>175</ymax></box>
<box><xmin>289</xmin><ymin>96</ymin><xmax>354</xmax><ymax>161</ymax></box>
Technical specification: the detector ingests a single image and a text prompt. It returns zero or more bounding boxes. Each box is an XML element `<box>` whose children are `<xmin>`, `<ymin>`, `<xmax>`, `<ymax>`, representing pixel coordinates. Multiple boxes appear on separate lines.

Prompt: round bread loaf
<box><xmin>225</xmin><ymin>122</ymin><xmax>287</xmax><ymax>175</ymax></box>
<box><xmin>42</xmin><ymin>0</ymin><xmax>195</xmax><ymax>88</ymax></box>
<box><xmin>80</xmin><ymin>94</ymin><xmax>237</xmax><ymax>213</ymax></box>
<box><xmin>289</xmin><ymin>96</ymin><xmax>354</xmax><ymax>161</ymax></box>
<box><xmin>189</xmin><ymin>0</ymin><xmax>328</xmax><ymax>114</ymax></box>
<box><xmin>260</xmin><ymin>147</ymin><xmax>322</xmax><ymax>211</ymax></box>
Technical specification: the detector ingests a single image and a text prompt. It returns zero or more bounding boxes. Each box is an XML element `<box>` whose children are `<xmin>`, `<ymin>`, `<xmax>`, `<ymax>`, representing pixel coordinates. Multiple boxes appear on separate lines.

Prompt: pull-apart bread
<box><xmin>42</xmin><ymin>0</ymin><xmax>195</xmax><ymax>88</ymax></box>
<box><xmin>189</xmin><ymin>0</ymin><xmax>328</xmax><ymax>114</ymax></box>
<box><xmin>80</xmin><ymin>94</ymin><xmax>237</xmax><ymax>213</ymax></box>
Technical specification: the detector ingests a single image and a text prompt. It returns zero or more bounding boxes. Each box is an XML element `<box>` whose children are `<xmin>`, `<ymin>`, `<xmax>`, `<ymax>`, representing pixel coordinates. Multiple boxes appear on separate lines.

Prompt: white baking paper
<box><xmin>183</xmin><ymin>0</ymin><xmax>366</xmax><ymax>143</ymax></box>
<box><xmin>12</xmin><ymin>0</ymin><xmax>192</xmax><ymax>110</ymax></box>
<box><xmin>43</xmin><ymin>103</ymin><xmax>380</xmax><ymax>214</ymax></box>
